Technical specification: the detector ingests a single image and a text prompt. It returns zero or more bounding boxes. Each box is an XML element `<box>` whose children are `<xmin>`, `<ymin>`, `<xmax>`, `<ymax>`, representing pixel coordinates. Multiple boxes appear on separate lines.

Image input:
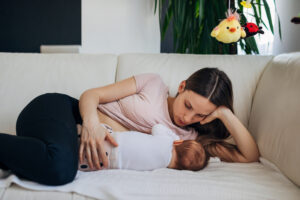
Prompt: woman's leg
<box><xmin>0</xmin><ymin>93</ymin><xmax>82</xmax><ymax>185</ymax></box>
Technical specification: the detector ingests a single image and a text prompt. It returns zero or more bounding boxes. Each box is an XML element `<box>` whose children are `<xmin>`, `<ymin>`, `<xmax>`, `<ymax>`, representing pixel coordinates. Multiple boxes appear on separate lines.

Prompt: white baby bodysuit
<box><xmin>79</xmin><ymin>124</ymin><xmax>180</xmax><ymax>171</ymax></box>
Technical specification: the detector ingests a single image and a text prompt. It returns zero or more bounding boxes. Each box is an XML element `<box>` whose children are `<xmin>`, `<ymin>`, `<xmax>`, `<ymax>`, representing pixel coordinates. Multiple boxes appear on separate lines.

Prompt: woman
<box><xmin>79</xmin><ymin>67</ymin><xmax>259</xmax><ymax>170</ymax></box>
<box><xmin>0</xmin><ymin>68</ymin><xmax>259</xmax><ymax>185</ymax></box>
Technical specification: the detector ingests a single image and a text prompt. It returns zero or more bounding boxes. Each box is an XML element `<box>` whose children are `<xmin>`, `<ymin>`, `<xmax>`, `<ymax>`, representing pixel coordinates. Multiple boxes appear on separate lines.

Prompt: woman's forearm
<box><xmin>79</xmin><ymin>89</ymin><xmax>101</xmax><ymax>126</ymax></box>
<box><xmin>219</xmin><ymin>108</ymin><xmax>260</xmax><ymax>162</ymax></box>
<box><xmin>78</xmin><ymin>77</ymin><xmax>136</xmax><ymax>169</ymax></box>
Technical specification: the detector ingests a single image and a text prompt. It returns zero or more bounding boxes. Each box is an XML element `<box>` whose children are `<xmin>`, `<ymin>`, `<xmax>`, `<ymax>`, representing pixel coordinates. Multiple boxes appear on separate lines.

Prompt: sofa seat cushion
<box><xmin>0</xmin><ymin>158</ymin><xmax>299</xmax><ymax>200</ymax></box>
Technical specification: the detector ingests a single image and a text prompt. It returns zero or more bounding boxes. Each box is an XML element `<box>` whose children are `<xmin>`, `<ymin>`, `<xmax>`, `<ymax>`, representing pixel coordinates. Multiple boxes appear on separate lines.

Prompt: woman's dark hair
<box><xmin>184</xmin><ymin>67</ymin><xmax>234</xmax><ymax>140</ymax></box>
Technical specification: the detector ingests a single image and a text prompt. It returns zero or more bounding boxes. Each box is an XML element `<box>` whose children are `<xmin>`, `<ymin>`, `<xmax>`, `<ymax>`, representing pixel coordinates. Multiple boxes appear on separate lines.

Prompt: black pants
<box><xmin>0</xmin><ymin>93</ymin><xmax>82</xmax><ymax>185</ymax></box>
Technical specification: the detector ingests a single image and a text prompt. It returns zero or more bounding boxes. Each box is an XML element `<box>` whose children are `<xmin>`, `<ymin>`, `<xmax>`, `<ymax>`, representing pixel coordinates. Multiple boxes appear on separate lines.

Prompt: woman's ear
<box><xmin>178</xmin><ymin>81</ymin><xmax>186</xmax><ymax>93</ymax></box>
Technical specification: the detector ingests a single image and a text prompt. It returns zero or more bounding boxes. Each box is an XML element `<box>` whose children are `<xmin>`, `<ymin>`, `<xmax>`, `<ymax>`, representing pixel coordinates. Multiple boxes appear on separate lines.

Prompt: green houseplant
<box><xmin>154</xmin><ymin>0</ymin><xmax>281</xmax><ymax>54</ymax></box>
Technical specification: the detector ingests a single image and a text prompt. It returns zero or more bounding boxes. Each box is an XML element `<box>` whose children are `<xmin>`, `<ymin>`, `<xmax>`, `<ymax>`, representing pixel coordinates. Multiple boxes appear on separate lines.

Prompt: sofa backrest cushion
<box><xmin>117</xmin><ymin>53</ymin><xmax>273</xmax><ymax>129</ymax></box>
<box><xmin>0</xmin><ymin>53</ymin><xmax>117</xmax><ymax>134</ymax></box>
<box><xmin>249</xmin><ymin>52</ymin><xmax>300</xmax><ymax>187</ymax></box>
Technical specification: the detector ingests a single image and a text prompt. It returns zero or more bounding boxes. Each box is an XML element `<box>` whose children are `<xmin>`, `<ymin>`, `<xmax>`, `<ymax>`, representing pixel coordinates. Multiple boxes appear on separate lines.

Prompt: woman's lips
<box><xmin>178</xmin><ymin>118</ymin><xmax>186</xmax><ymax>126</ymax></box>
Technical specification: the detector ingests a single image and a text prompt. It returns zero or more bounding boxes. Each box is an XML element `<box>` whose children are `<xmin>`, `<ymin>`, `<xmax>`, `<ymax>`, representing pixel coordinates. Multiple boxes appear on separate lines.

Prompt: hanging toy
<box><xmin>240</xmin><ymin>0</ymin><xmax>252</xmax><ymax>8</ymax></box>
<box><xmin>291</xmin><ymin>13</ymin><xmax>300</xmax><ymax>24</ymax></box>
<box><xmin>211</xmin><ymin>9</ymin><xmax>246</xmax><ymax>44</ymax></box>
<box><xmin>243</xmin><ymin>22</ymin><xmax>264</xmax><ymax>37</ymax></box>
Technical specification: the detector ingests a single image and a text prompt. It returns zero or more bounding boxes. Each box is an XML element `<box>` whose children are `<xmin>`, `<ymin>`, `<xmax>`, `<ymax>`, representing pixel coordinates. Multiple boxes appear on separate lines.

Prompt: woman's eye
<box><xmin>185</xmin><ymin>103</ymin><xmax>192</xmax><ymax>110</ymax></box>
<box><xmin>197</xmin><ymin>114</ymin><xmax>204</xmax><ymax>118</ymax></box>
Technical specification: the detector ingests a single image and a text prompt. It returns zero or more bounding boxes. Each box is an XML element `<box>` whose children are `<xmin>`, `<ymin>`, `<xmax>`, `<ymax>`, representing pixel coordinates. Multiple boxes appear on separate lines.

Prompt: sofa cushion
<box><xmin>1</xmin><ymin>158</ymin><xmax>300</xmax><ymax>199</ymax></box>
<box><xmin>249</xmin><ymin>52</ymin><xmax>300</xmax><ymax>187</ymax></box>
<box><xmin>0</xmin><ymin>53</ymin><xmax>117</xmax><ymax>134</ymax></box>
<box><xmin>116</xmin><ymin>53</ymin><xmax>273</xmax><ymax>129</ymax></box>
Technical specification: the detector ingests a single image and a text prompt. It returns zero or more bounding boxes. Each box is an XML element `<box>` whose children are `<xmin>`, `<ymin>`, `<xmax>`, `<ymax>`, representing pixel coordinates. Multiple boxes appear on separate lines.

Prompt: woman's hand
<box><xmin>200</xmin><ymin>105</ymin><xmax>229</xmax><ymax>125</ymax></box>
<box><xmin>200</xmin><ymin>105</ymin><xmax>260</xmax><ymax>163</ymax></box>
<box><xmin>212</xmin><ymin>143</ymin><xmax>248</xmax><ymax>163</ymax></box>
<box><xmin>79</xmin><ymin>120</ymin><xmax>118</xmax><ymax>170</ymax></box>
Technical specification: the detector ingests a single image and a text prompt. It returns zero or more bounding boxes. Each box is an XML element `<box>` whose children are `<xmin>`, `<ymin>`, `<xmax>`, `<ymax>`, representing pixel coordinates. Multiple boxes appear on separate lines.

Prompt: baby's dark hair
<box><xmin>173</xmin><ymin>140</ymin><xmax>210</xmax><ymax>171</ymax></box>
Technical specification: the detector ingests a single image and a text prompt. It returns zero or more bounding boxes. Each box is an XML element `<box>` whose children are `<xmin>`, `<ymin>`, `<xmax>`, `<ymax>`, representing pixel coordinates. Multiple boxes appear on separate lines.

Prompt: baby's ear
<box><xmin>173</xmin><ymin>140</ymin><xmax>184</xmax><ymax>145</ymax></box>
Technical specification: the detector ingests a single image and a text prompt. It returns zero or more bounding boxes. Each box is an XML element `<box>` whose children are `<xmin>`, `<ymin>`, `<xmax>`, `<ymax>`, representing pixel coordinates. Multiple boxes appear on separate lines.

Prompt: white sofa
<box><xmin>0</xmin><ymin>52</ymin><xmax>299</xmax><ymax>199</ymax></box>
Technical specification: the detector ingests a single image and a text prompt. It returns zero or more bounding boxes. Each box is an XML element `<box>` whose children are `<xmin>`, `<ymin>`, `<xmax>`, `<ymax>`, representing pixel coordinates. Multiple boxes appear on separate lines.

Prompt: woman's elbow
<box><xmin>244</xmin><ymin>152</ymin><xmax>260</xmax><ymax>163</ymax></box>
<box><xmin>80</xmin><ymin>89</ymin><xmax>96</xmax><ymax>101</ymax></box>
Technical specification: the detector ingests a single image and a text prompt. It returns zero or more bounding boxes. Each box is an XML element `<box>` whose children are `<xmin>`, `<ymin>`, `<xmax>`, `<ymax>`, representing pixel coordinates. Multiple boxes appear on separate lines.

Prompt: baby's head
<box><xmin>168</xmin><ymin>140</ymin><xmax>209</xmax><ymax>171</ymax></box>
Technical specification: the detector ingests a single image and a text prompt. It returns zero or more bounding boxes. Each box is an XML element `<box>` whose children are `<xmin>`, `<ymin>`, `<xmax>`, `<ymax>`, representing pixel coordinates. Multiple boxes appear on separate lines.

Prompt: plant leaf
<box><xmin>161</xmin><ymin>3</ymin><xmax>173</xmax><ymax>40</ymax></box>
<box><xmin>154</xmin><ymin>0</ymin><xmax>278</xmax><ymax>55</ymax></box>
<box><xmin>252</xmin><ymin>2</ymin><xmax>261</xmax><ymax>25</ymax></box>
<box><xmin>273</xmin><ymin>0</ymin><xmax>282</xmax><ymax>40</ymax></box>
<box><xmin>262</xmin><ymin>0</ymin><xmax>274</xmax><ymax>34</ymax></box>
<box><xmin>277</xmin><ymin>14</ymin><xmax>282</xmax><ymax>40</ymax></box>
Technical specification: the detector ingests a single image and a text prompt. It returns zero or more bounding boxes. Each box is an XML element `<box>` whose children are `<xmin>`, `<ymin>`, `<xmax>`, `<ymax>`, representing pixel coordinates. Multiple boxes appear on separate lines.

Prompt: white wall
<box><xmin>273</xmin><ymin>0</ymin><xmax>300</xmax><ymax>55</ymax></box>
<box><xmin>81</xmin><ymin>0</ymin><xmax>160</xmax><ymax>54</ymax></box>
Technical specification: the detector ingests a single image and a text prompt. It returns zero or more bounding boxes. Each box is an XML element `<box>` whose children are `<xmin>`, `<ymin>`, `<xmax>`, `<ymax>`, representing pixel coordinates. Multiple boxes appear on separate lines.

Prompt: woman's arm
<box><xmin>79</xmin><ymin>77</ymin><xmax>137</xmax><ymax>170</ymax></box>
<box><xmin>201</xmin><ymin>106</ymin><xmax>260</xmax><ymax>163</ymax></box>
<box><xmin>79</xmin><ymin>77</ymin><xmax>137</xmax><ymax>124</ymax></box>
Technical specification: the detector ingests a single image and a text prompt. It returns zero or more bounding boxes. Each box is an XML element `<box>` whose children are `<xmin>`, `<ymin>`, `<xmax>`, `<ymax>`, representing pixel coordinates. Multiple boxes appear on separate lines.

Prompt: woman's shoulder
<box><xmin>134</xmin><ymin>73</ymin><xmax>162</xmax><ymax>80</ymax></box>
<box><xmin>134</xmin><ymin>73</ymin><xmax>167</xmax><ymax>94</ymax></box>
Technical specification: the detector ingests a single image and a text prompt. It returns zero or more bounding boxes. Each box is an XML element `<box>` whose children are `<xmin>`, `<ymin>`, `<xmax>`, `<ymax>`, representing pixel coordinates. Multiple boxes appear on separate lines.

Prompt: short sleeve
<box><xmin>134</xmin><ymin>73</ymin><xmax>167</xmax><ymax>94</ymax></box>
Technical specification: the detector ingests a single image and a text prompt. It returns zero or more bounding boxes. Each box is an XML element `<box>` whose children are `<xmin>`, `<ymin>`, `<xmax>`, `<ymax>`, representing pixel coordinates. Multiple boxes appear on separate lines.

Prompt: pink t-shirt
<box><xmin>97</xmin><ymin>73</ymin><xmax>198</xmax><ymax>140</ymax></box>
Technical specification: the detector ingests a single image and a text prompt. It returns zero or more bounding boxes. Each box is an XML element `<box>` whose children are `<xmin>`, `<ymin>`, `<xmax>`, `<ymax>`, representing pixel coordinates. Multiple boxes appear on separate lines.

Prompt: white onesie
<box><xmin>79</xmin><ymin>124</ymin><xmax>180</xmax><ymax>171</ymax></box>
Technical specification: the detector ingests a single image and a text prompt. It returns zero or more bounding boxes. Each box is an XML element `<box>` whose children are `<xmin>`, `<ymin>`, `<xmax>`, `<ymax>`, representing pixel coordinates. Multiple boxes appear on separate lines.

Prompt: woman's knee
<box><xmin>18</xmin><ymin>93</ymin><xmax>69</xmax><ymax>117</ymax></box>
<box><xmin>17</xmin><ymin>93</ymin><xmax>74</xmax><ymax>130</ymax></box>
<box><xmin>43</xmin><ymin>158</ymin><xmax>78</xmax><ymax>186</ymax></box>
<box><xmin>33</xmin><ymin>93</ymin><xmax>71</xmax><ymax>105</ymax></box>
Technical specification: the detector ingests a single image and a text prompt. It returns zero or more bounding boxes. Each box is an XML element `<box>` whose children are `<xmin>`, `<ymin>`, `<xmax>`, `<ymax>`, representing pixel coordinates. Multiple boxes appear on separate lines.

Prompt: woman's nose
<box><xmin>183</xmin><ymin>113</ymin><xmax>193</xmax><ymax>123</ymax></box>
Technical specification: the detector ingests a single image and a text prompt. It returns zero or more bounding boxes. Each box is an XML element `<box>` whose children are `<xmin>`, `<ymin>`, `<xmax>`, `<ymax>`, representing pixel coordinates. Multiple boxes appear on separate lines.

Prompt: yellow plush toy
<box><xmin>211</xmin><ymin>10</ymin><xmax>246</xmax><ymax>44</ymax></box>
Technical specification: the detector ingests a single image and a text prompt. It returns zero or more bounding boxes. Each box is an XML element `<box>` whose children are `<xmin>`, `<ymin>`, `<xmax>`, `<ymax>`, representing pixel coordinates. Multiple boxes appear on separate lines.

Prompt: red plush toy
<box><xmin>242</xmin><ymin>22</ymin><xmax>264</xmax><ymax>38</ymax></box>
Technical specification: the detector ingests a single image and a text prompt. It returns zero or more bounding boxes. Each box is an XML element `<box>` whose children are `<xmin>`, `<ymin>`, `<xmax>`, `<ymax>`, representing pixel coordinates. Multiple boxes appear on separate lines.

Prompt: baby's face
<box><xmin>167</xmin><ymin>146</ymin><xmax>177</xmax><ymax>169</ymax></box>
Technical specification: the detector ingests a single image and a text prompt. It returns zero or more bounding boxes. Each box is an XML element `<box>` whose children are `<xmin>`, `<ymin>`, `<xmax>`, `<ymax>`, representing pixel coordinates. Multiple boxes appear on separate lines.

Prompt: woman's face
<box><xmin>172</xmin><ymin>81</ymin><xmax>217</xmax><ymax>127</ymax></box>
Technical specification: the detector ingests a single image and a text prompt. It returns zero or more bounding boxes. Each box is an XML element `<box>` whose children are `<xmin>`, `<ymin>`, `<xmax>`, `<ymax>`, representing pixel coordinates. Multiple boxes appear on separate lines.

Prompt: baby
<box><xmin>77</xmin><ymin>124</ymin><xmax>209</xmax><ymax>171</ymax></box>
